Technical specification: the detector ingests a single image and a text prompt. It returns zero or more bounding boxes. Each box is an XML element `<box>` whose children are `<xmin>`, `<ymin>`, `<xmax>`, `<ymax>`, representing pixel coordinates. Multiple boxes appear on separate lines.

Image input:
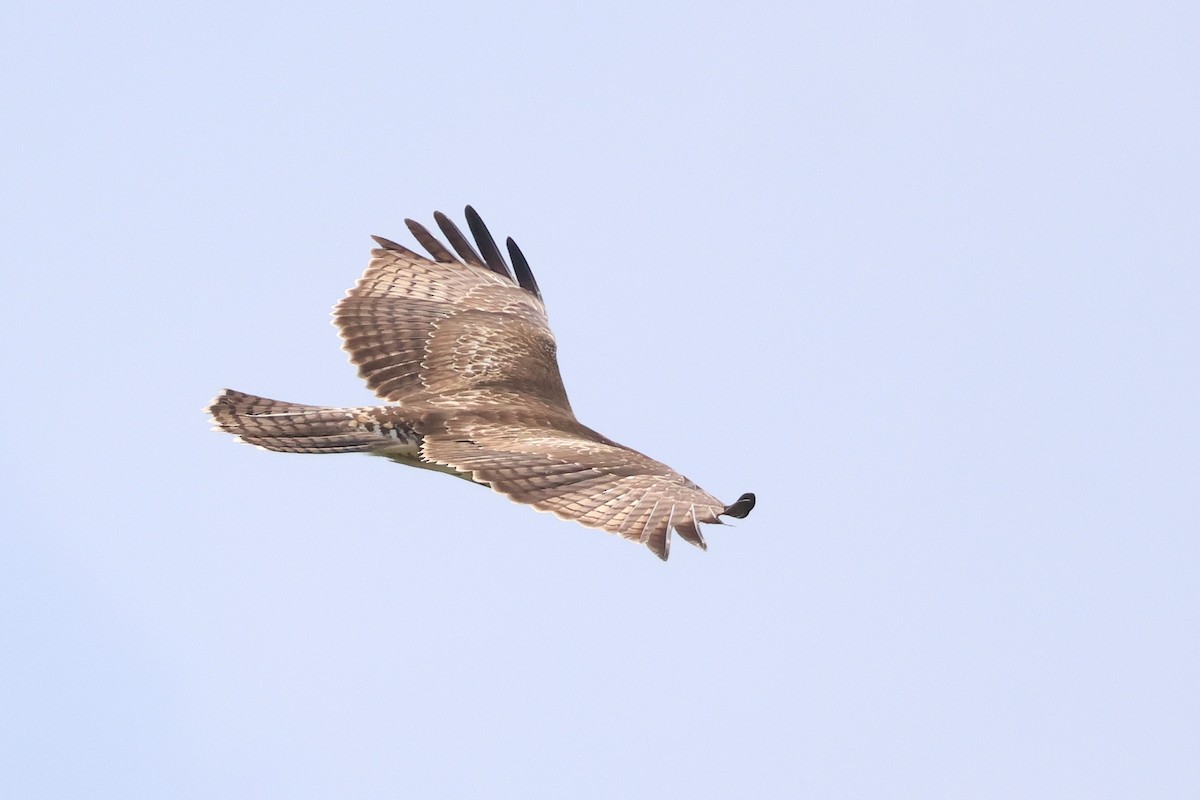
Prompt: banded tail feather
<box><xmin>207</xmin><ymin>389</ymin><xmax>404</xmax><ymax>454</ymax></box>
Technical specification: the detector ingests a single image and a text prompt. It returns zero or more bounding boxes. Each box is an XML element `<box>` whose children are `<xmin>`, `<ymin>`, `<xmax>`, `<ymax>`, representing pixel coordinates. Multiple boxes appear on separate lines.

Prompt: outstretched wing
<box><xmin>334</xmin><ymin>205</ymin><xmax>756</xmax><ymax>558</ymax></box>
<box><xmin>334</xmin><ymin>207</ymin><xmax>570</xmax><ymax>411</ymax></box>
<box><xmin>419</xmin><ymin>413</ymin><xmax>755</xmax><ymax>560</ymax></box>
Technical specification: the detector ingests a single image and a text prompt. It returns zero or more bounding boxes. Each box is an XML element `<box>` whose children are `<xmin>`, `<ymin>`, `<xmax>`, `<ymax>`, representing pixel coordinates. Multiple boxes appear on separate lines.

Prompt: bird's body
<box><xmin>208</xmin><ymin>207</ymin><xmax>754</xmax><ymax>559</ymax></box>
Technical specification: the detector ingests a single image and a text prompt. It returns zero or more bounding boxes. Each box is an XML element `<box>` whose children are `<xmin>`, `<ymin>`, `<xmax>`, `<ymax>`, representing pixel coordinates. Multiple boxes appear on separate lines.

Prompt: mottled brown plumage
<box><xmin>208</xmin><ymin>207</ymin><xmax>755</xmax><ymax>559</ymax></box>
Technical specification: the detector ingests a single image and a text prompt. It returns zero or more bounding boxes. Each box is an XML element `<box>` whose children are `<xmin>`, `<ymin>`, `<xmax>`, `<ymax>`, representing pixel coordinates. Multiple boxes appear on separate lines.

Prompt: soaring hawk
<box><xmin>208</xmin><ymin>207</ymin><xmax>755</xmax><ymax>559</ymax></box>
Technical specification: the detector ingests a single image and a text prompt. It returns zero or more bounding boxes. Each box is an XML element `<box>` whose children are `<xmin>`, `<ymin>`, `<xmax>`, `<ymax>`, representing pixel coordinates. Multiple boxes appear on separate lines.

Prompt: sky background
<box><xmin>2</xmin><ymin>1</ymin><xmax>1198</xmax><ymax>797</ymax></box>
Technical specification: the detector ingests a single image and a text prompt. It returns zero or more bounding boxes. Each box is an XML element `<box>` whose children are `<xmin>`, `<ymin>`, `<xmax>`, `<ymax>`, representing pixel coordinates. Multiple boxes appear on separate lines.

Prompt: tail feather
<box><xmin>207</xmin><ymin>389</ymin><xmax>384</xmax><ymax>454</ymax></box>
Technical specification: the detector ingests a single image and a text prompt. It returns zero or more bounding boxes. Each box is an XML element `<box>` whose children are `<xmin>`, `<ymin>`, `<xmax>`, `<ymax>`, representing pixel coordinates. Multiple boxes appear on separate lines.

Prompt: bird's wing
<box><xmin>334</xmin><ymin>207</ymin><xmax>569</xmax><ymax>410</ymax></box>
<box><xmin>418</xmin><ymin>413</ymin><xmax>754</xmax><ymax>560</ymax></box>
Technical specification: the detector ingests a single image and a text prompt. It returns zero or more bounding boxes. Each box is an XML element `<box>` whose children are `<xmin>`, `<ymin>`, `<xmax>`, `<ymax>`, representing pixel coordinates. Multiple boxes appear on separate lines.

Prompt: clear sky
<box><xmin>3</xmin><ymin>1</ymin><xmax>1197</xmax><ymax>797</ymax></box>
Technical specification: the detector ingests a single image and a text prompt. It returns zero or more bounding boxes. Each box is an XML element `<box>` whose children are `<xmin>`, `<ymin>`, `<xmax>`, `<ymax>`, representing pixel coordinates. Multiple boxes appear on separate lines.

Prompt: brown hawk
<box><xmin>208</xmin><ymin>207</ymin><xmax>755</xmax><ymax>559</ymax></box>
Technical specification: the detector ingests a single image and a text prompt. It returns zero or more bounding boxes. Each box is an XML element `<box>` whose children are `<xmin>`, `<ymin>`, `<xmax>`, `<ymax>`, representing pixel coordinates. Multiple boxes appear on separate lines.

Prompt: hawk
<box><xmin>208</xmin><ymin>207</ymin><xmax>755</xmax><ymax>559</ymax></box>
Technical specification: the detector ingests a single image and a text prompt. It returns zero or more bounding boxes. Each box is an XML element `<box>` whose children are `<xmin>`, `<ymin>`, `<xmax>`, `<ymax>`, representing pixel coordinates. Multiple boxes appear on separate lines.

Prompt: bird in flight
<box><xmin>208</xmin><ymin>207</ymin><xmax>755</xmax><ymax>559</ymax></box>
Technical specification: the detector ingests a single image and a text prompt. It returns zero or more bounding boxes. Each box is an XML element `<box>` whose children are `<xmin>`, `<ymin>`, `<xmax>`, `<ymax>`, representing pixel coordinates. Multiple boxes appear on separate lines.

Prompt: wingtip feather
<box><xmin>722</xmin><ymin>492</ymin><xmax>756</xmax><ymax>519</ymax></box>
<box><xmin>370</xmin><ymin>235</ymin><xmax>418</xmax><ymax>257</ymax></box>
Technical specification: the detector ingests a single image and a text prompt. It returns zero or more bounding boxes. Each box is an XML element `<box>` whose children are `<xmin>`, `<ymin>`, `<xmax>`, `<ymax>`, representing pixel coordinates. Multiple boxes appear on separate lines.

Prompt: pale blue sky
<box><xmin>3</xmin><ymin>1</ymin><xmax>1197</xmax><ymax>797</ymax></box>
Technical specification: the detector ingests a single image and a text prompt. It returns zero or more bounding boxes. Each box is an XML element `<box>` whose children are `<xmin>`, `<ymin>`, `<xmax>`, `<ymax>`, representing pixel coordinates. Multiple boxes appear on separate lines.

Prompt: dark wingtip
<box><xmin>371</xmin><ymin>235</ymin><xmax>417</xmax><ymax>256</ymax></box>
<box><xmin>506</xmin><ymin>236</ymin><xmax>542</xmax><ymax>300</ymax></box>
<box><xmin>433</xmin><ymin>211</ymin><xmax>486</xmax><ymax>267</ymax></box>
<box><xmin>464</xmin><ymin>205</ymin><xmax>515</xmax><ymax>282</ymax></box>
<box><xmin>722</xmin><ymin>492</ymin><xmax>756</xmax><ymax>519</ymax></box>
<box><xmin>404</xmin><ymin>218</ymin><xmax>458</xmax><ymax>263</ymax></box>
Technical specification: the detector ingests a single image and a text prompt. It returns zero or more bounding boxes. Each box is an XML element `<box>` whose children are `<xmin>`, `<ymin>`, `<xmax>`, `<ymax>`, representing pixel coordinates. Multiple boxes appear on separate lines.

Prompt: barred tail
<box><xmin>207</xmin><ymin>389</ymin><xmax>383</xmax><ymax>454</ymax></box>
